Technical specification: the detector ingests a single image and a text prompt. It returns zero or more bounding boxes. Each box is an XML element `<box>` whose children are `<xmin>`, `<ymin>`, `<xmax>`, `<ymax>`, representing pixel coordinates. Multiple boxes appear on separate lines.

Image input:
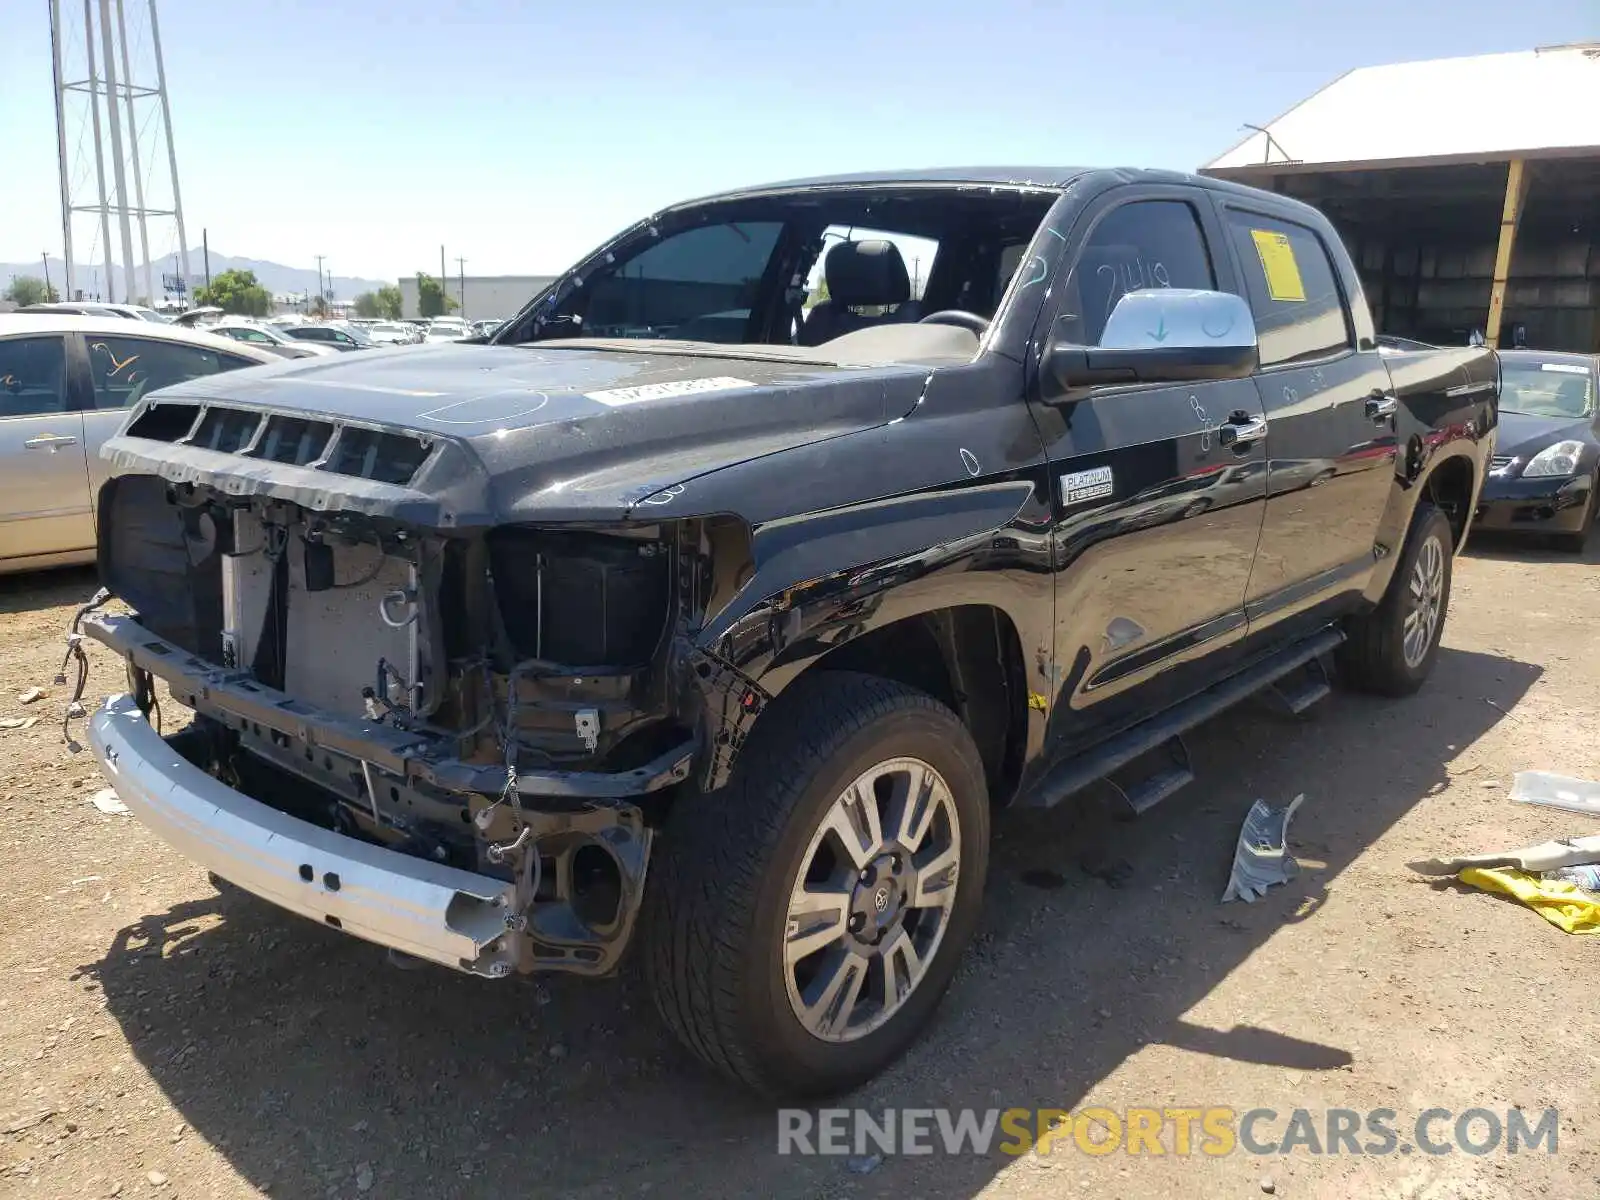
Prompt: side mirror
<box><xmin>1044</xmin><ymin>289</ymin><xmax>1259</xmax><ymax>396</ymax></box>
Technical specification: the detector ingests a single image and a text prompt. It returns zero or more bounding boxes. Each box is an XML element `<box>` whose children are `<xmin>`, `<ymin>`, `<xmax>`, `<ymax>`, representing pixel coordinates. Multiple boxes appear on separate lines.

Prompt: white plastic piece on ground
<box><xmin>0</xmin><ymin>717</ymin><xmax>39</xmax><ymax>731</ymax></box>
<box><xmin>17</xmin><ymin>687</ymin><xmax>44</xmax><ymax>705</ymax></box>
<box><xmin>88</xmin><ymin>787</ymin><xmax>129</xmax><ymax>815</ymax></box>
<box><xmin>1416</xmin><ymin>833</ymin><xmax>1600</xmax><ymax>874</ymax></box>
<box><xmin>1222</xmin><ymin>794</ymin><xmax>1306</xmax><ymax>903</ymax></box>
<box><xmin>1511</xmin><ymin>770</ymin><xmax>1600</xmax><ymax>816</ymax></box>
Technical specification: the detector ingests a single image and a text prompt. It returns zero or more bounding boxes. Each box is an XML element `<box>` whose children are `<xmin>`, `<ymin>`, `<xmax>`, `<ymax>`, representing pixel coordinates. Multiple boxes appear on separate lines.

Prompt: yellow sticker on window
<box><xmin>1250</xmin><ymin>229</ymin><xmax>1306</xmax><ymax>302</ymax></box>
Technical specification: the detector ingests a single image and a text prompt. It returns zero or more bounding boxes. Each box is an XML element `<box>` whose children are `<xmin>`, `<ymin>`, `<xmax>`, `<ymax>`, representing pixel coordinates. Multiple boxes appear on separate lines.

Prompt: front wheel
<box><xmin>642</xmin><ymin>671</ymin><xmax>990</xmax><ymax>1097</ymax></box>
<box><xmin>1338</xmin><ymin>501</ymin><xmax>1454</xmax><ymax>696</ymax></box>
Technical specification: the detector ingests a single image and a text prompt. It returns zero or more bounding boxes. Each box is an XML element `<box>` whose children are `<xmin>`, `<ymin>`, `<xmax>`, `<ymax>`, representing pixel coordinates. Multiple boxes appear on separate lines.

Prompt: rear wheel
<box><xmin>642</xmin><ymin>671</ymin><xmax>990</xmax><ymax>1097</ymax></box>
<box><xmin>1338</xmin><ymin>502</ymin><xmax>1454</xmax><ymax>696</ymax></box>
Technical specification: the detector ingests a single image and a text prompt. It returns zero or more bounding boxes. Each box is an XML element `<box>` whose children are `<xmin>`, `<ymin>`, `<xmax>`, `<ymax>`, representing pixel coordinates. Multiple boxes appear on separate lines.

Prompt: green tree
<box><xmin>308</xmin><ymin>294</ymin><xmax>331</xmax><ymax>319</ymax></box>
<box><xmin>416</xmin><ymin>272</ymin><xmax>458</xmax><ymax>318</ymax></box>
<box><xmin>4</xmin><ymin>275</ymin><xmax>60</xmax><ymax>306</ymax></box>
<box><xmin>352</xmin><ymin>291</ymin><xmax>381</xmax><ymax>318</ymax></box>
<box><xmin>375</xmin><ymin>283</ymin><xmax>403</xmax><ymax>319</ymax></box>
<box><xmin>193</xmin><ymin>268</ymin><xmax>271</xmax><ymax>317</ymax></box>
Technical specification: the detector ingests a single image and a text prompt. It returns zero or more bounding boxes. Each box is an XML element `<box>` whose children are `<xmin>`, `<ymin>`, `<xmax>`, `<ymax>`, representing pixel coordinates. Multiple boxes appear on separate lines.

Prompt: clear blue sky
<box><xmin>1</xmin><ymin>0</ymin><xmax>1592</xmax><ymax>281</ymax></box>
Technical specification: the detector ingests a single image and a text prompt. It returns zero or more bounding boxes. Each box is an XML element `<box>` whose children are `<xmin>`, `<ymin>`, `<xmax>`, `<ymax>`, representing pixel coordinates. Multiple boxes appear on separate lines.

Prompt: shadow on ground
<box><xmin>1463</xmin><ymin>529</ymin><xmax>1600</xmax><ymax>566</ymax></box>
<box><xmin>75</xmin><ymin>645</ymin><xmax>1540</xmax><ymax>1199</ymax></box>
<box><xmin>0</xmin><ymin>565</ymin><xmax>99</xmax><ymax>616</ymax></box>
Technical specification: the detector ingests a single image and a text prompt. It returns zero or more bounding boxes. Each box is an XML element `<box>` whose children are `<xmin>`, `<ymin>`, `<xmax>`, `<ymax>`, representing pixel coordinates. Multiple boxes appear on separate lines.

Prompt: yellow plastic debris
<box><xmin>1458</xmin><ymin>867</ymin><xmax>1600</xmax><ymax>935</ymax></box>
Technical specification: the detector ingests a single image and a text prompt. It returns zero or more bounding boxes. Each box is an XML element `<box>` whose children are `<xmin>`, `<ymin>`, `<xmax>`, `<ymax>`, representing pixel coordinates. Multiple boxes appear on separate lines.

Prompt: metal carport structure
<box><xmin>1201</xmin><ymin>44</ymin><xmax>1600</xmax><ymax>351</ymax></box>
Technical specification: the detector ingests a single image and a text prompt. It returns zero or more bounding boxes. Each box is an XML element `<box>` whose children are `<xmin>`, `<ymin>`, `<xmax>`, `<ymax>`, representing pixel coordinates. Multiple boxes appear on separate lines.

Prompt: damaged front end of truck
<box><xmin>77</xmin><ymin>393</ymin><xmax>774</xmax><ymax>979</ymax></box>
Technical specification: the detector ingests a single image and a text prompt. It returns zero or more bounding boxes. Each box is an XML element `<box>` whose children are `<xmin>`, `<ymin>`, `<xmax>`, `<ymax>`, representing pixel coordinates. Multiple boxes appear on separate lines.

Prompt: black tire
<box><xmin>1338</xmin><ymin>501</ymin><xmax>1454</xmax><ymax>696</ymax></box>
<box><xmin>642</xmin><ymin>671</ymin><xmax>990</xmax><ymax>1098</ymax></box>
<box><xmin>1551</xmin><ymin>476</ymin><xmax>1598</xmax><ymax>554</ymax></box>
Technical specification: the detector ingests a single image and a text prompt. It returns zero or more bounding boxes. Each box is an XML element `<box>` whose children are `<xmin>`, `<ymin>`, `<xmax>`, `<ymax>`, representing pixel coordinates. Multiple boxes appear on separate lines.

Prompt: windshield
<box><xmin>1501</xmin><ymin>361</ymin><xmax>1594</xmax><ymax>418</ymax></box>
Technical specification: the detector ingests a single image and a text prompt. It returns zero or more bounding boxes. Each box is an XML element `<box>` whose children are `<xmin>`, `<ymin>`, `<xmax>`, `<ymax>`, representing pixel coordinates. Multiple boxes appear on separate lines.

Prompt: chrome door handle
<box><xmin>1217</xmin><ymin>412</ymin><xmax>1268</xmax><ymax>448</ymax></box>
<box><xmin>23</xmin><ymin>434</ymin><xmax>79</xmax><ymax>450</ymax></box>
<box><xmin>1366</xmin><ymin>394</ymin><xmax>1398</xmax><ymax>422</ymax></box>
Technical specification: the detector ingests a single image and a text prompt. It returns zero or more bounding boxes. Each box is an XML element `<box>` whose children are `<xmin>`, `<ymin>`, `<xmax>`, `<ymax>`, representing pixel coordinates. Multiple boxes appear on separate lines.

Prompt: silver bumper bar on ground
<box><xmin>89</xmin><ymin>694</ymin><xmax>519</xmax><ymax>977</ymax></box>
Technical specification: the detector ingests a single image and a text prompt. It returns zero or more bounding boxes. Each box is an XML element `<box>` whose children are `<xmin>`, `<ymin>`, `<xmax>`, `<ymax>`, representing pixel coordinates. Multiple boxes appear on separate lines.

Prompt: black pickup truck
<box><xmin>78</xmin><ymin>167</ymin><xmax>1497</xmax><ymax>1098</ymax></box>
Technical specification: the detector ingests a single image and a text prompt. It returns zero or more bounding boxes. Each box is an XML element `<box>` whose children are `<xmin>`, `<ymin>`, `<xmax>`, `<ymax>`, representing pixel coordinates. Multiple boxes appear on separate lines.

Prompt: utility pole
<box><xmin>439</xmin><ymin>245</ymin><xmax>447</xmax><ymax>314</ymax></box>
<box><xmin>314</xmin><ymin>254</ymin><xmax>326</xmax><ymax>310</ymax></box>
<box><xmin>42</xmin><ymin>254</ymin><xmax>54</xmax><ymax>300</ymax></box>
<box><xmin>202</xmin><ymin>227</ymin><xmax>211</xmax><ymax>292</ymax></box>
<box><xmin>455</xmin><ymin>256</ymin><xmax>466</xmax><ymax>319</ymax></box>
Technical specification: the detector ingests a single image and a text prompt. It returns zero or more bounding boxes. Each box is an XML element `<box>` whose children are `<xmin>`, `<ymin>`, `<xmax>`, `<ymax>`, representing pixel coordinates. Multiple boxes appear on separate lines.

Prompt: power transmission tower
<box><xmin>49</xmin><ymin>0</ymin><xmax>191</xmax><ymax>306</ymax></box>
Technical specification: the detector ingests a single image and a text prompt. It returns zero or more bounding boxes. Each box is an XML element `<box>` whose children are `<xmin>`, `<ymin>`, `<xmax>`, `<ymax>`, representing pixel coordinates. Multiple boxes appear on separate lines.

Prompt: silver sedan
<box><xmin>0</xmin><ymin>315</ymin><xmax>279</xmax><ymax>574</ymax></box>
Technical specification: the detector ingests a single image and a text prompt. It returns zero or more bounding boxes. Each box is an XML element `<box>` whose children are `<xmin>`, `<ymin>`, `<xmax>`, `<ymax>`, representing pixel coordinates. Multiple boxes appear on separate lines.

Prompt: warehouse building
<box><xmin>1202</xmin><ymin>44</ymin><xmax>1600</xmax><ymax>350</ymax></box>
<box><xmin>396</xmin><ymin>273</ymin><xmax>557</xmax><ymax>322</ymax></box>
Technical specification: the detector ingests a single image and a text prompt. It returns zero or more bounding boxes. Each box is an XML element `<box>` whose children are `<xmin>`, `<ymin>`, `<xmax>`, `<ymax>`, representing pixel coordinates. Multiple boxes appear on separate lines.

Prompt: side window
<box><xmin>1067</xmin><ymin>200</ymin><xmax>1216</xmax><ymax>346</ymax></box>
<box><xmin>1224</xmin><ymin>211</ymin><xmax>1351</xmax><ymax>366</ymax></box>
<box><xmin>87</xmin><ymin>337</ymin><xmax>231</xmax><ymax>409</ymax></box>
<box><xmin>0</xmin><ymin>337</ymin><xmax>70</xmax><ymax>418</ymax></box>
<box><xmin>575</xmin><ymin>221</ymin><xmax>784</xmax><ymax>343</ymax></box>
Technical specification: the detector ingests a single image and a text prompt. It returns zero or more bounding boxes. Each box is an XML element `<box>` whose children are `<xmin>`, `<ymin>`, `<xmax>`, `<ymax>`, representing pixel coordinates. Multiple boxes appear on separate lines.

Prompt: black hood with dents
<box><xmin>100</xmin><ymin>342</ymin><xmax>932</xmax><ymax>527</ymax></box>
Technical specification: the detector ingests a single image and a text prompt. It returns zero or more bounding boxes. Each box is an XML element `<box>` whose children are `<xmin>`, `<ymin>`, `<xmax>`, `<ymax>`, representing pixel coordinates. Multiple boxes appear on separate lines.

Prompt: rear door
<box><xmin>0</xmin><ymin>332</ymin><xmax>93</xmax><ymax>565</ymax></box>
<box><xmin>1212</xmin><ymin>202</ymin><xmax>1397</xmax><ymax>622</ymax></box>
<box><xmin>1033</xmin><ymin>187</ymin><xmax>1270</xmax><ymax>740</ymax></box>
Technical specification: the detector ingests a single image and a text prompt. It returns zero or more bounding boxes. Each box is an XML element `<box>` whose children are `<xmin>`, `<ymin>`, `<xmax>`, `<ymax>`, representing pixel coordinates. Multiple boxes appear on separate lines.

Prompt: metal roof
<box><xmin>1204</xmin><ymin>44</ymin><xmax>1600</xmax><ymax>176</ymax></box>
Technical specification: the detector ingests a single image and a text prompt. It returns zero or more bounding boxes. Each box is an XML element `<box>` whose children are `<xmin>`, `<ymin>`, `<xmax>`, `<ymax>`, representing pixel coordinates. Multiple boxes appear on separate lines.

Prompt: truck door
<box><xmin>1031</xmin><ymin>189</ymin><xmax>1269</xmax><ymax>742</ymax></box>
<box><xmin>1212</xmin><ymin>203</ymin><xmax>1398</xmax><ymax>623</ymax></box>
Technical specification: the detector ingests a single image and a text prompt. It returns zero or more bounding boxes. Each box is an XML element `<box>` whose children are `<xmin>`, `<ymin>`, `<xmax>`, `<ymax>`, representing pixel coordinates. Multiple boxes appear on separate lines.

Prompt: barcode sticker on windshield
<box><xmin>1540</xmin><ymin>363</ymin><xmax>1589</xmax><ymax>375</ymax></box>
<box><xmin>586</xmin><ymin>376</ymin><xmax>754</xmax><ymax>406</ymax></box>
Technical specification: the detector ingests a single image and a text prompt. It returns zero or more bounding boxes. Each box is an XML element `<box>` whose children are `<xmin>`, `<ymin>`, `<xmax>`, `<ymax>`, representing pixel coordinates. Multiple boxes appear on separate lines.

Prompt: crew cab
<box><xmin>75</xmin><ymin>168</ymin><xmax>1497</xmax><ymax>1098</ymax></box>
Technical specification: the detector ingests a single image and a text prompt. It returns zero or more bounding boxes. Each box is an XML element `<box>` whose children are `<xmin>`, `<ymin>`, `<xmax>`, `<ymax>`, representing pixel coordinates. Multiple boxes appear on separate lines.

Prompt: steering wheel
<box><xmin>918</xmin><ymin>310</ymin><xmax>990</xmax><ymax>335</ymax></box>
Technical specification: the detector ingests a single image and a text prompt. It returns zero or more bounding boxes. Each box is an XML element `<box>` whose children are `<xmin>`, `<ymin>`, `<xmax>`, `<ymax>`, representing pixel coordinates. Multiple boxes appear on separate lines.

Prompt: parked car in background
<box><xmin>211</xmin><ymin>320</ymin><xmax>340</xmax><ymax>359</ymax></box>
<box><xmin>367</xmin><ymin>321</ymin><xmax>422</xmax><ymax>345</ymax></box>
<box><xmin>20</xmin><ymin>301</ymin><xmax>137</xmax><ymax>320</ymax></box>
<box><xmin>171</xmin><ymin>305</ymin><xmax>224</xmax><ymax>328</ymax></box>
<box><xmin>1474</xmin><ymin>350</ymin><xmax>1599</xmax><ymax>551</ymax></box>
<box><xmin>0</xmin><ymin>314</ymin><xmax>276</xmax><ymax>574</ymax></box>
<box><xmin>471</xmin><ymin>319</ymin><xmax>503</xmax><ymax>337</ymax></box>
<box><xmin>283</xmin><ymin>323</ymin><xmax>375</xmax><ymax>352</ymax></box>
<box><xmin>423</xmin><ymin>317</ymin><xmax>472</xmax><ymax>342</ymax></box>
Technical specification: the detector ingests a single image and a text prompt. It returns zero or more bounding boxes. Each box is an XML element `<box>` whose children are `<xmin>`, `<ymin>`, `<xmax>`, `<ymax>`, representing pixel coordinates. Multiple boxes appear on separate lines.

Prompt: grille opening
<box><xmin>126</xmin><ymin>402</ymin><xmax>200</xmax><ymax>442</ymax></box>
<box><xmin>250</xmin><ymin>416</ymin><xmax>333</xmax><ymax>466</ymax></box>
<box><xmin>326</xmin><ymin>428</ymin><xmax>430</xmax><ymax>484</ymax></box>
<box><xmin>488</xmin><ymin>528</ymin><xmax>671</xmax><ymax>664</ymax></box>
<box><xmin>191</xmin><ymin>407</ymin><xmax>260</xmax><ymax>454</ymax></box>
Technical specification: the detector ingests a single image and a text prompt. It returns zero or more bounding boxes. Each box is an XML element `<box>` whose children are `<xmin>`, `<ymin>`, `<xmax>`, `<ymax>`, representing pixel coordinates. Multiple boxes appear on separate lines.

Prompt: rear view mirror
<box><xmin>1045</xmin><ymin>289</ymin><xmax>1259</xmax><ymax>395</ymax></box>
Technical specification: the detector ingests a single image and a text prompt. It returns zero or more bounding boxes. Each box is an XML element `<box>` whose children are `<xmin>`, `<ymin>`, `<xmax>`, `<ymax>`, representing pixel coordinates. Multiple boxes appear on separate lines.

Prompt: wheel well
<box><xmin>805</xmin><ymin>605</ymin><xmax>1028</xmax><ymax>805</ymax></box>
<box><xmin>1425</xmin><ymin>456</ymin><xmax>1476</xmax><ymax>549</ymax></box>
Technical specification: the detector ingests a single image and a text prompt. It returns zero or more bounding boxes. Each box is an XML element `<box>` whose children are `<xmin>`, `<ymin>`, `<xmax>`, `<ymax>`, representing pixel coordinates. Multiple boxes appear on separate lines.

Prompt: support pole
<box><xmin>1485</xmin><ymin>158</ymin><xmax>1530</xmax><ymax>349</ymax></box>
<box><xmin>147</xmin><ymin>0</ymin><xmax>190</xmax><ymax>286</ymax></box>
<box><xmin>114</xmin><ymin>0</ymin><xmax>155</xmax><ymax>307</ymax></box>
<box><xmin>84</xmin><ymin>0</ymin><xmax>115</xmax><ymax>302</ymax></box>
<box><xmin>49</xmin><ymin>0</ymin><xmax>76</xmax><ymax>301</ymax></box>
<box><xmin>98</xmin><ymin>0</ymin><xmax>138</xmax><ymax>303</ymax></box>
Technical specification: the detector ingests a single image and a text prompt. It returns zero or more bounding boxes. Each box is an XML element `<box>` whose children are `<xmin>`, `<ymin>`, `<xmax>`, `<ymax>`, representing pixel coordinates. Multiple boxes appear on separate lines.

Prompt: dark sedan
<box><xmin>1475</xmin><ymin>350</ymin><xmax>1599</xmax><ymax>552</ymax></box>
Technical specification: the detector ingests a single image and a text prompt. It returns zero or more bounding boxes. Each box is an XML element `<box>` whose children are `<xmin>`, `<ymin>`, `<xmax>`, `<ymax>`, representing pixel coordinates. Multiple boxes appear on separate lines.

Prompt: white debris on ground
<box><xmin>87</xmin><ymin>787</ymin><xmax>129</xmax><ymax>815</ymax></box>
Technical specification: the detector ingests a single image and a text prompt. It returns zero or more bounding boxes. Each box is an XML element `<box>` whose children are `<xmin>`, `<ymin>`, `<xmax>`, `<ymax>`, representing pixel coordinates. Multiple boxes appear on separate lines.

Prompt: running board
<box><xmin>1266</xmin><ymin>655</ymin><xmax>1334</xmax><ymax>716</ymax></box>
<box><xmin>1026</xmin><ymin>625</ymin><xmax>1346</xmax><ymax>811</ymax></box>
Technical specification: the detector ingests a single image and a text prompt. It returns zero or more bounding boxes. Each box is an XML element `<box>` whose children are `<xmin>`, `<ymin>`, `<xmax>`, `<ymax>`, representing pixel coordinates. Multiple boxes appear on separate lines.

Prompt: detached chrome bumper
<box><xmin>89</xmin><ymin>694</ymin><xmax>518</xmax><ymax>977</ymax></box>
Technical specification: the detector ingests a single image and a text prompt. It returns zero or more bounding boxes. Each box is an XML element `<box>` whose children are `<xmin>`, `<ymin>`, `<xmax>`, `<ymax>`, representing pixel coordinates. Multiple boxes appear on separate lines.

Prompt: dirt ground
<box><xmin>1</xmin><ymin>538</ymin><xmax>1597</xmax><ymax>1200</ymax></box>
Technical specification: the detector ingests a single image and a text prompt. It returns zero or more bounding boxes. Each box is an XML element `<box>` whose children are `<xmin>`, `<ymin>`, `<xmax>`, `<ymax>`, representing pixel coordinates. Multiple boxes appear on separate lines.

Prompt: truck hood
<box><xmin>104</xmin><ymin>342</ymin><xmax>931</xmax><ymax>527</ymax></box>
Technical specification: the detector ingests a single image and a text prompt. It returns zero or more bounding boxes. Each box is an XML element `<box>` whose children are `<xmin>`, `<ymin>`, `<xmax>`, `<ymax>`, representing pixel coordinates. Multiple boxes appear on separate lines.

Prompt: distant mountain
<box><xmin>3</xmin><ymin>252</ymin><xmax>391</xmax><ymax>305</ymax></box>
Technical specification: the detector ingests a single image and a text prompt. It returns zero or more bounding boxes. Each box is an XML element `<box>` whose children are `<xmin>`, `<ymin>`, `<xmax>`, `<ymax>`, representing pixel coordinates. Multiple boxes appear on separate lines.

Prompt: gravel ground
<box><xmin>1</xmin><ymin>539</ymin><xmax>1597</xmax><ymax>1200</ymax></box>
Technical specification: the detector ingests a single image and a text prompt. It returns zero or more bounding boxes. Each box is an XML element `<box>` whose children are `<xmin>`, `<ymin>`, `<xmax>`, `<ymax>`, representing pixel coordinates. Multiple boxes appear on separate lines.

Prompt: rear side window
<box><xmin>1224</xmin><ymin>212</ymin><xmax>1351</xmax><ymax>366</ymax></box>
<box><xmin>87</xmin><ymin>336</ymin><xmax>246</xmax><ymax>409</ymax></box>
<box><xmin>0</xmin><ymin>336</ymin><xmax>69</xmax><ymax>417</ymax></box>
<box><xmin>1068</xmin><ymin>200</ymin><xmax>1216</xmax><ymax>345</ymax></box>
